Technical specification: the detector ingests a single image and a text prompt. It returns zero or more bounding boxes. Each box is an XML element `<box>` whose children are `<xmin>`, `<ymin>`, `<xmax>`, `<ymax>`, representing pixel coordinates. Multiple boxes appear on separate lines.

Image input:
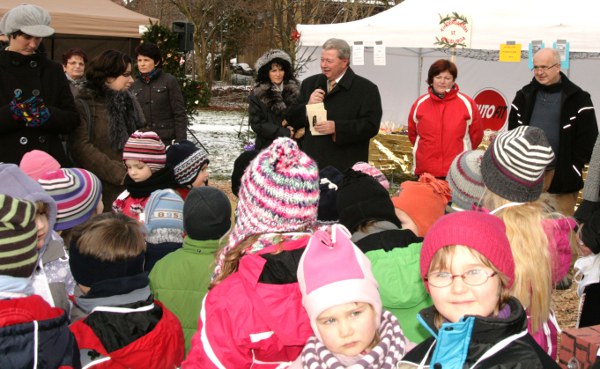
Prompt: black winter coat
<box><xmin>0</xmin><ymin>50</ymin><xmax>79</xmax><ymax>165</ymax></box>
<box><xmin>508</xmin><ymin>73</ymin><xmax>598</xmax><ymax>194</ymax></box>
<box><xmin>401</xmin><ymin>298</ymin><xmax>560</xmax><ymax>369</ymax></box>
<box><xmin>289</xmin><ymin>67</ymin><xmax>382</xmax><ymax>171</ymax></box>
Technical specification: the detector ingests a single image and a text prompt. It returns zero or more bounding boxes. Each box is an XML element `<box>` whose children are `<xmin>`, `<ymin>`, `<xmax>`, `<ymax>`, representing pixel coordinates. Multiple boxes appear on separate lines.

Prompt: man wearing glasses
<box><xmin>508</xmin><ymin>48</ymin><xmax>598</xmax><ymax>217</ymax></box>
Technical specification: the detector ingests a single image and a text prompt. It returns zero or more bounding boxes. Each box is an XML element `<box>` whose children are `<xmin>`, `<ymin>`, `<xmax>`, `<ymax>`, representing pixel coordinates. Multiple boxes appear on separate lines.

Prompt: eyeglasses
<box><xmin>533</xmin><ymin>63</ymin><xmax>558</xmax><ymax>72</ymax></box>
<box><xmin>425</xmin><ymin>269</ymin><xmax>497</xmax><ymax>288</ymax></box>
<box><xmin>122</xmin><ymin>72</ymin><xmax>132</xmax><ymax>77</ymax></box>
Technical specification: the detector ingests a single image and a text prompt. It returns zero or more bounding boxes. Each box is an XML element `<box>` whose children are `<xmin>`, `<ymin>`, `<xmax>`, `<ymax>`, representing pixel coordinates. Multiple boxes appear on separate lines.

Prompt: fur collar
<box><xmin>252</xmin><ymin>79</ymin><xmax>300</xmax><ymax>117</ymax></box>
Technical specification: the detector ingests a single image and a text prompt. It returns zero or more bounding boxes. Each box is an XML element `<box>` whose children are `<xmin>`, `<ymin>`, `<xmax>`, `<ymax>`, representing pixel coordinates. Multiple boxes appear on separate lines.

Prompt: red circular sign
<box><xmin>473</xmin><ymin>88</ymin><xmax>508</xmax><ymax>131</ymax></box>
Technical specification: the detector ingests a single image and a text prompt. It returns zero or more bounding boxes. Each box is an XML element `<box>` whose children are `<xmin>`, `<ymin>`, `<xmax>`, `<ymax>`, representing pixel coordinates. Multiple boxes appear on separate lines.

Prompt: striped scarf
<box><xmin>301</xmin><ymin>310</ymin><xmax>409</xmax><ymax>369</ymax></box>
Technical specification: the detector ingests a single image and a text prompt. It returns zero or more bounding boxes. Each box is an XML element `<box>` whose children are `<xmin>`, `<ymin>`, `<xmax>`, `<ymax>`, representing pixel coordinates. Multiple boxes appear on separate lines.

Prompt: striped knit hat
<box><xmin>166</xmin><ymin>140</ymin><xmax>209</xmax><ymax>186</ymax></box>
<box><xmin>38</xmin><ymin>168</ymin><xmax>103</xmax><ymax>231</ymax></box>
<box><xmin>0</xmin><ymin>194</ymin><xmax>39</xmax><ymax>278</ymax></box>
<box><xmin>214</xmin><ymin>138</ymin><xmax>319</xmax><ymax>275</ymax></box>
<box><xmin>482</xmin><ymin>126</ymin><xmax>554</xmax><ymax>202</ymax></box>
<box><xmin>122</xmin><ymin>130</ymin><xmax>166</xmax><ymax>172</ymax></box>
<box><xmin>447</xmin><ymin>150</ymin><xmax>486</xmax><ymax>211</ymax></box>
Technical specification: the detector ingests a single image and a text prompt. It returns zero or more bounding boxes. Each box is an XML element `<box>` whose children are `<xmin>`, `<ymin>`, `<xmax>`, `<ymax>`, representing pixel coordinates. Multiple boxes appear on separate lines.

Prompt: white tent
<box><xmin>296</xmin><ymin>0</ymin><xmax>600</xmax><ymax>129</ymax></box>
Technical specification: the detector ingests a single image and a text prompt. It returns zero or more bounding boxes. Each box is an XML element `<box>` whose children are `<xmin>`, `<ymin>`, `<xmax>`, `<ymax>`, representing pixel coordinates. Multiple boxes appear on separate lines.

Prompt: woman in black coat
<box><xmin>0</xmin><ymin>4</ymin><xmax>79</xmax><ymax>166</ymax></box>
<box><xmin>248</xmin><ymin>49</ymin><xmax>302</xmax><ymax>151</ymax></box>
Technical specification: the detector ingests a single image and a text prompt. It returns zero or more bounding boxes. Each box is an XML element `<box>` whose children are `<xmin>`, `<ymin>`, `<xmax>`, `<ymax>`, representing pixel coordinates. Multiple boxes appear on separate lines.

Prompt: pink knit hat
<box><xmin>122</xmin><ymin>130</ymin><xmax>166</xmax><ymax>172</ymax></box>
<box><xmin>298</xmin><ymin>225</ymin><xmax>382</xmax><ymax>341</ymax></box>
<box><xmin>420</xmin><ymin>211</ymin><xmax>515</xmax><ymax>289</ymax></box>
<box><xmin>19</xmin><ymin>150</ymin><xmax>61</xmax><ymax>181</ymax></box>
<box><xmin>352</xmin><ymin>161</ymin><xmax>390</xmax><ymax>190</ymax></box>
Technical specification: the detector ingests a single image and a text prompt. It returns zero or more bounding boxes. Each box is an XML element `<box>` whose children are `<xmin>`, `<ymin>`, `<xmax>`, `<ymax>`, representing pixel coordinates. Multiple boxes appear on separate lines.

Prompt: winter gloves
<box><xmin>9</xmin><ymin>90</ymin><xmax>51</xmax><ymax>127</ymax></box>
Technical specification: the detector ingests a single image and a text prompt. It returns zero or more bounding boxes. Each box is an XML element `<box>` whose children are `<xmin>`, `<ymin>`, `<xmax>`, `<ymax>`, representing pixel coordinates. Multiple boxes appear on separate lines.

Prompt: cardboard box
<box><xmin>559</xmin><ymin>325</ymin><xmax>600</xmax><ymax>369</ymax></box>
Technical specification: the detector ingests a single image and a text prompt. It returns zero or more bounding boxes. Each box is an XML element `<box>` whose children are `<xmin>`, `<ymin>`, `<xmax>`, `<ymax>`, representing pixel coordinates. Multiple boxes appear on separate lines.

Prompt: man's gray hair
<box><xmin>322</xmin><ymin>38</ymin><xmax>351</xmax><ymax>60</ymax></box>
<box><xmin>534</xmin><ymin>48</ymin><xmax>561</xmax><ymax>65</ymax></box>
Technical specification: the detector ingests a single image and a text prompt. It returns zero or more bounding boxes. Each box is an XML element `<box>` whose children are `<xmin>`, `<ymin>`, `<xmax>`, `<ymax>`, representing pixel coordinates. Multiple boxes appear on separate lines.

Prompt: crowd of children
<box><xmin>1</xmin><ymin>124</ymin><xmax>598</xmax><ymax>368</ymax></box>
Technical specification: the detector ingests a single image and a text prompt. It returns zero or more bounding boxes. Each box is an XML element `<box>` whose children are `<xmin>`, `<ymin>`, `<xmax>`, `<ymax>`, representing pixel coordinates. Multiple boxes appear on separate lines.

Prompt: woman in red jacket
<box><xmin>408</xmin><ymin>59</ymin><xmax>483</xmax><ymax>178</ymax></box>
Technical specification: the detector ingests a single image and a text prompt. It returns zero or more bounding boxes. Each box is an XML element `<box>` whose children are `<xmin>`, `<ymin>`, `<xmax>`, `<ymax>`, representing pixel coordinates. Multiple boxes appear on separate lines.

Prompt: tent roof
<box><xmin>0</xmin><ymin>0</ymin><xmax>158</xmax><ymax>38</ymax></box>
<box><xmin>298</xmin><ymin>0</ymin><xmax>600</xmax><ymax>52</ymax></box>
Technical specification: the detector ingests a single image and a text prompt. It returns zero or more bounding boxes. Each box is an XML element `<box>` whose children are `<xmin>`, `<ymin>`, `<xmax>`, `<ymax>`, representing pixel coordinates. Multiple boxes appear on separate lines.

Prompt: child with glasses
<box><xmin>397</xmin><ymin>211</ymin><xmax>560</xmax><ymax>369</ymax></box>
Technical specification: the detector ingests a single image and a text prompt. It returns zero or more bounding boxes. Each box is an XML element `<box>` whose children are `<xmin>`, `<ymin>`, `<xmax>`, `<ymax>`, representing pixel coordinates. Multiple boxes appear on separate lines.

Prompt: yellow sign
<box><xmin>499</xmin><ymin>44</ymin><xmax>522</xmax><ymax>62</ymax></box>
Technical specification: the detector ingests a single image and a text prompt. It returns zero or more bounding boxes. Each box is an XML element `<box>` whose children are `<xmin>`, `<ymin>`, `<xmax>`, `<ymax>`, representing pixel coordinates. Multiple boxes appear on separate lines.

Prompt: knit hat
<box><xmin>0</xmin><ymin>4</ymin><xmax>54</xmax><ymax>38</ymax></box>
<box><xmin>255</xmin><ymin>49</ymin><xmax>292</xmax><ymax>73</ymax></box>
<box><xmin>38</xmin><ymin>168</ymin><xmax>103</xmax><ymax>231</ymax></box>
<box><xmin>352</xmin><ymin>161</ymin><xmax>390</xmax><ymax>190</ymax></box>
<box><xmin>337</xmin><ymin>170</ymin><xmax>401</xmax><ymax>232</ymax></box>
<box><xmin>0</xmin><ymin>194</ymin><xmax>39</xmax><ymax>278</ymax></box>
<box><xmin>392</xmin><ymin>174</ymin><xmax>451</xmax><ymax>236</ymax></box>
<box><xmin>144</xmin><ymin>189</ymin><xmax>184</xmax><ymax>243</ymax></box>
<box><xmin>215</xmin><ymin>138</ymin><xmax>319</xmax><ymax>275</ymax></box>
<box><xmin>447</xmin><ymin>150</ymin><xmax>486</xmax><ymax>211</ymax></box>
<box><xmin>167</xmin><ymin>140</ymin><xmax>210</xmax><ymax>186</ymax></box>
<box><xmin>481</xmin><ymin>126</ymin><xmax>554</xmax><ymax>202</ymax></box>
<box><xmin>421</xmin><ymin>211</ymin><xmax>515</xmax><ymax>289</ymax></box>
<box><xmin>184</xmin><ymin>187</ymin><xmax>232</xmax><ymax>240</ymax></box>
<box><xmin>19</xmin><ymin>150</ymin><xmax>61</xmax><ymax>181</ymax></box>
<box><xmin>298</xmin><ymin>225</ymin><xmax>381</xmax><ymax>341</ymax></box>
<box><xmin>123</xmin><ymin>130</ymin><xmax>167</xmax><ymax>173</ymax></box>
<box><xmin>318</xmin><ymin>166</ymin><xmax>343</xmax><ymax>222</ymax></box>
<box><xmin>581</xmin><ymin>209</ymin><xmax>600</xmax><ymax>254</ymax></box>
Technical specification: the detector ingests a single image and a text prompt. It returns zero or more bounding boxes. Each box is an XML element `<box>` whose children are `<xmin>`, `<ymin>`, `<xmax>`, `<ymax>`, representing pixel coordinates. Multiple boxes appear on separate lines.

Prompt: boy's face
<box><xmin>316</xmin><ymin>302</ymin><xmax>378</xmax><ymax>357</ymax></box>
<box><xmin>191</xmin><ymin>163</ymin><xmax>209</xmax><ymax>187</ymax></box>
<box><xmin>34</xmin><ymin>212</ymin><xmax>49</xmax><ymax>250</ymax></box>
<box><xmin>125</xmin><ymin>159</ymin><xmax>153</xmax><ymax>182</ymax></box>
<box><xmin>394</xmin><ymin>208</ymin><xmax>419</xmax><ymax>236</ymax></box>
<box><xmin>428</xmin><ymin>245</ymin><xmax>501</xmax><ymax>323</ymax></box>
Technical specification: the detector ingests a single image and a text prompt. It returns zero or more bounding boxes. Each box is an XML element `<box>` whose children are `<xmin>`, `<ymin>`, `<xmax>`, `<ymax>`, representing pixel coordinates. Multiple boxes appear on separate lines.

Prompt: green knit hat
<box><xmin>0</xmin><ymin>194</ymin><xmax>39</xmax><ymax>278</ymax></box>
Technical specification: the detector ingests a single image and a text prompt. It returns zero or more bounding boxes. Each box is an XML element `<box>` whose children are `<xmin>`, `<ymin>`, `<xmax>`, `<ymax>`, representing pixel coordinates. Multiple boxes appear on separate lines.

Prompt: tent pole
<box><xmin>417</xmin><ymin>48</ymin><xmax>423</xmax><ymax>102</ymax></box>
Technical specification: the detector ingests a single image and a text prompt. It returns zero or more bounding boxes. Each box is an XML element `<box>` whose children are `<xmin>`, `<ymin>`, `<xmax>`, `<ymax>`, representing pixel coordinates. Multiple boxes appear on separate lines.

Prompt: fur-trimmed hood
<box><xmin>255</xmin><ymin>49</ymin><xmax>292</xmax><ymax>73</ymax></box>
<box><xmin>251</xmin><ymin>79</ymin><xmax>300</xmax><ymax>117</ymax></box>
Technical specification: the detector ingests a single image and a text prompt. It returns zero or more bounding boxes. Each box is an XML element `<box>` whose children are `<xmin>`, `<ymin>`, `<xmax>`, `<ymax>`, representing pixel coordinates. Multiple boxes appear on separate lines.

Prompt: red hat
<box><xmin>421</xmin><ymin>211</ymin><xmax>515</xmax><ymax>289</ymax></box>
<box><xmin>392</xmin><ymin>174</ymin><xmax>450</xmax><ymax>236</ymax></box>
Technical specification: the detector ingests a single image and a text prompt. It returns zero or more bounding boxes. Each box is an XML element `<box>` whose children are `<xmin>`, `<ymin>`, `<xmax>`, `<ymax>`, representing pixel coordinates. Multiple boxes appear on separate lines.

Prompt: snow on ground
<box><xmin>189</xmin><ymin>110</ymin><xmax>251</xmax><ymax>180</ymax></box>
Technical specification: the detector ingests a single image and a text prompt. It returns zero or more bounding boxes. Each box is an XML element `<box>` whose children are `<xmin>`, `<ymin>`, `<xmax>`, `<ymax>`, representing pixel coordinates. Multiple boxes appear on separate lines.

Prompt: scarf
<box><xmin>531</xmin><ymin>77</ymin><xmax>563</xmax><ymax>93</ymax></box>
<box><xmin>301</xmin><ymin>310</ymin><xmax>409</xmax><ymax>369</ymax></box>
<box><xmin>103</xmin><ymin>86</ymin><xmax>145</xmax><ymax>151</ymax></box>
<box><xmin>124</xmin><ymin>166</ymin><xmax>176</xmax><ymax>198</ymax></box>
<box><xmin>138</xmin><ymin>68</ymin><xmax>160</xmax><ymax>84</ymax></box>
<box><xmin>66</xmin><ymin>73</ymin><xmax>86</xmax><ymax>88</ymax></box>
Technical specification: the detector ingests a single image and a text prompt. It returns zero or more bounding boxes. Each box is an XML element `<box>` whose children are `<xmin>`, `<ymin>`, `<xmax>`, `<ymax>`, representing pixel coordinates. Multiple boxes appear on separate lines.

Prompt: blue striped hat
<box><xmin>38</xmin><ymin>168</ymin><xmax>103</xmax><ymax>231</ymax></box>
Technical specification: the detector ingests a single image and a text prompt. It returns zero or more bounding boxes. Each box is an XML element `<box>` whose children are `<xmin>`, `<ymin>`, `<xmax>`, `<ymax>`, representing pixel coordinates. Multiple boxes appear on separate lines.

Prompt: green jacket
<box><xmin>365</xmin><ymin>242</ymin><xmax>433</xmax><ymax>343</ymax></box>
<box><xmin>149</xmin><ymin>236</ymin><xmax>221</xmax><ymax>356</ymax></box>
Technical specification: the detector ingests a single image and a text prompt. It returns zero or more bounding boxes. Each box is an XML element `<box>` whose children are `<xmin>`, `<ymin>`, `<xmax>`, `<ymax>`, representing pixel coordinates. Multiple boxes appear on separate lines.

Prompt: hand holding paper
<box><xmin>306</xmin><ymin>103</ymin><xmax>328</xmax><ymax>136</ymax></box>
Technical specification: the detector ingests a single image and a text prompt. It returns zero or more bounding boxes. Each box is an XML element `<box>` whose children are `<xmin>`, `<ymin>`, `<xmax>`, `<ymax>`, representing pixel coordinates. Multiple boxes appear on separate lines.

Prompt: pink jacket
<box><xmin>183</xmin><ymin>237</ymin><xmax>313</xmax><ymax>369</ymax></box>
<box><xmin>527</xmin><ymin>217</ymin><xmax>576</xmax><ymax>359</ymax></box>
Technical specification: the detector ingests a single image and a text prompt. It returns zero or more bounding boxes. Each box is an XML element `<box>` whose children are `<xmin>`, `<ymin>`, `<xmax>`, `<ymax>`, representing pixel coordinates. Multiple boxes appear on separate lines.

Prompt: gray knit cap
<box><xmin>481</xmin><ymin>126</ymin><xmax>555</xmax><ymax>202</ymax></box>
<box><xmin>0</xmin><ymin>4</ymin><xmax>54</xmax><ymax>38</ymax></box>
<box><xmin>447</xmin><ymin>150</ymin><xmax>486</xmax><ymax>210</ymax></box>
<box><xmin>255</xmin><ymin>49</ymin><xmax>292</xmax><ymax>73</ymax></box>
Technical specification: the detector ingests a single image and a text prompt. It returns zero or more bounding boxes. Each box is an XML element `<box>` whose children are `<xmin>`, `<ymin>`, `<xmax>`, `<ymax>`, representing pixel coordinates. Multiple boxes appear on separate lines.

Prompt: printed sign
<box><xmin>435</xmin><ymin>12</ymin><xmax>471</xmax><ymax>48</ymax></box>
<box><xmin>474</xmin><ymin>88</ymin><xmax>509</xmax><ymax>131</ymax></box>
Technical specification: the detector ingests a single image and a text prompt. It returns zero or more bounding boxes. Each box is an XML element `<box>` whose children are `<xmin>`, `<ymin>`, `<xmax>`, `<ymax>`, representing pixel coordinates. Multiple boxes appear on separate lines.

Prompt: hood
<box><xmin>0</xmin><ymin>164</ymin><xmax>56</xmax><ymax>251</ymax></box>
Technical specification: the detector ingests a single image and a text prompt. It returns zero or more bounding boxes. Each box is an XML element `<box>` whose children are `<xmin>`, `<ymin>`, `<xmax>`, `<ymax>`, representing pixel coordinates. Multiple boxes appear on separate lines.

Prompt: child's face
<box><xmin>125</xmin><ymin>159</ymin><xmax>153</xmax><ymax>182</ymax></box>
<box><xmin>191</xmin><ymin>163</ymin><xmax>209</xmax><ymax>187</ymax></box>
<box><xmin>316</xmin><ymin>302</ymin><xmax>378</xmax><ymax>357</ymax></box>
<box><xmin>34</xmin><ymin>212</ymin><xmax>49</xmax><ymax>250</ymax></box>
<box><xmin>427</xmin><ymin>245</ymin><xmax>501</xmax><ymax>323</ymax></box>
<box><xmin>394</xmin><ymin>208</ymin><xmax>419</xmax><ymax>236</ymax></box>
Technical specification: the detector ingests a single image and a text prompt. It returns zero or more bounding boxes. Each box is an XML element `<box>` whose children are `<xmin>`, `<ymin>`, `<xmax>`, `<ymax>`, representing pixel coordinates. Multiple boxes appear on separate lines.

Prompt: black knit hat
<box><xmin>581</xmin><ymin>209</ymin><xmax>600</xmax><ymax>254</ymax></box>
<box><xmin>231</xmin><ymin>149</ymin><xmax>259</xmax><ymax>197</ymax></box>
<box><xmin>482</xmin><ymin>126</ymin><xmax>554</xmax><ymax>202</ymax></box>
<box><xmin>336</xmin><ymin>170</ymin><xmax>402</xmax><ymax>233</ymax></box>
<box><xmin>167</xmin><ymin>140</ymin><xmax>209</xmax><ymax>186</ymax></box>
<box><xmin>183</xmin><ymin>187</ymin><xmax>232</xmax><ymax>240</ymax></box>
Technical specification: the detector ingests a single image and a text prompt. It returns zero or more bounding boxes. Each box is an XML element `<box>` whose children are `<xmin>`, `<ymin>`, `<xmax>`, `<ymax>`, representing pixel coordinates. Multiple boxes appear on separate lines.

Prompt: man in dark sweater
<box><xmin>508</xmin><ymin>48</ymin><xmax>598</xmax><ymax>216</ymax></box>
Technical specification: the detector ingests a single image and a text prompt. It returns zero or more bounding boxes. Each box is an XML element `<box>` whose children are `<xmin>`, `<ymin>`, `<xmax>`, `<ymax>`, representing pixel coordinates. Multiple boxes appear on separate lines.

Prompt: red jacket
<box><xmin>0</xmin><ymin>294</ymin><xmax>80</xmax><ymax>369</ymax></box>
<box><xmin>70</xmin><ymin>300</ymin><xmax>184</xmax><ymax>369</ymax></box>
<box><xmin>183</xmin><ymin>236</ymin><xmax>313</xmax><ymax>369</ymax></box>
<box><xmin>408</xmin><ymin>85</ymin><xmax>483</xmax><ymax>177</ymax></box>
<box><xmin>111</xmin><ymin>190</ymin><xmax>149</xmax><ymax>222</ymax></box>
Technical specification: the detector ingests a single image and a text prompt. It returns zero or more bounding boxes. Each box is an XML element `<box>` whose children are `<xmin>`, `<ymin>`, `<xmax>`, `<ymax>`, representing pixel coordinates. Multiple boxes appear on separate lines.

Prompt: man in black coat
<box><xmin>289</xmin><ymin>38</ymin><xmax>382</xmax><ymax>171</ymax></box>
